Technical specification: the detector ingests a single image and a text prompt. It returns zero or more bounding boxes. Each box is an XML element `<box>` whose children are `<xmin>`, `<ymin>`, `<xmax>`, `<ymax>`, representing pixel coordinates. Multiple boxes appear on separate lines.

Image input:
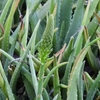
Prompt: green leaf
<box><xmin>20</xmin><ymin>7</ymin><xmax>29</xmax><ymax>56</ymax></box>
<box><xmin>49</xmin><ymin>0</ymin><xmax>56</xmax><ymax>14</ymax></box>
<box><xmin>10</xmin><ymin>20</ymin><xmax>40</xmax><ymax>93</ymax></box>
<box><xmin>0</xmin><ymin>61</ymin><xmax>15</xmax><ymax>100</ymax></box>
<box><xmin>62</xmin><ymin>27</ymin><xmax>84</xmax><ymax>94</ymax></box>
<box><xmin>0</xmin><ymin>0</ymin><xmax>7</xmax><ymax>10</ymax></box>
<box><xmin>21</xmin><ymin>67</ymin><xmax>33</xmax><ymax>86</ymax></box>
<box><xmin>88</xmin><ymin>11</ymin><xmax>100</xmax><ymax>37</ymax></box>
<box><xmin>85</xmin><ymin>0</ymin><xmax>100</xmax><ymax>26</ymax></box>
<box><xmin>29</xmin><ymin>52</ymin><xmax>38</xmax><ymax>96</ymax></box>
<box><xmin>0</xmin><ymin>89</ymin><xmax>6</xmax><ymax>100</ymax></box>
<box><xmin>0</xmin><ymin>49</ymin><xmax>14</xmax><ymax>61</ymax></box>
<box><xmin>53</xmin><ymin>56</ymin><xmax>61</xmax><ymax>100</ymax></box>
<box><xmin>74</xmin><ymin>26</ymin><xmax>84</xmax><ymax>56</ymax></box>
<box><xmin>54</xmin><ymin>0</ymin><xmax>74</xmax><ymax>52</ymax></box>
<box><xmin>42</xmin><ymin>89</ymin><xmax>50</xmax><ymax>100</ymax></box>
<box><xmin>60</xmin><ymin>0</ymin><xmax>73</xmax><ymax>36</ymax></box>
<box><xmin>62</xmin><ymin>37</ymin><xmax>74</xmax><ymax>61</ymax></box>
<box><xmin>53</xmin><ymin>94</ymin><xmax>58</xmax><ymax>100</ymax></box>
<box><xmin>43</xmin><ymin>62</ymin><xmax>67</xmax><ymax>88</ymax></box>
<box><xmin>23</xmin><ymin>76</ymin><xmax>35</xmax><ymax>100</ymax></box>
<box><xmin>84</xmin><ymin>72</ymin><xmax>94</xmax><ymax>92</ymax></box>
<box><xmin>86</xmin><ymin>72</ymin><xmax>100</xmax><ymax>100</ymax></box>
<box><xmin>37</xmin><ymin>0</ymin><xmax>50</xmax><ymax>19</ymax></box>
<box><xmin>0</xmin><ymin>0</ymin><xmax>13</xmax><ymax>24</ymax></box>
<box><xmin>77</xmin><ymin>61</ymin><xmax>85</xmax><ymax>100</ymax></box>
<box><xmin>2</xmin><ymin>0</ymin><xmax>20</xmax><ymax>63</ymax></box>
<box><xmin>84</xmin><ymin>26</ymin><xmax>100</xmax><ymax>71</ymax></box>
<box><xmin>64</xmin><ymin>0</ymin><xmax>84</xmax><ymax>44</ymax></box>
<box><xmin>67</xmin><ymin>47</ymin><xmax>89</xmax><ymax>100</ymax></box>
<box><xmin>4</xmin><ymin>28</ymin><xmax>18</xmax><ymax>76</ymax></box>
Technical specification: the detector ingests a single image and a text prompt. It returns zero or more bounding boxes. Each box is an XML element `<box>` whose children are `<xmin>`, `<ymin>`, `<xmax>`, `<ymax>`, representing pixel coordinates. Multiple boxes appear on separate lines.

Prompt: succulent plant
<box><xmin>0</xmin><ymin>0</ymin><xmax>100</xmax><ymax>100</ymax></box>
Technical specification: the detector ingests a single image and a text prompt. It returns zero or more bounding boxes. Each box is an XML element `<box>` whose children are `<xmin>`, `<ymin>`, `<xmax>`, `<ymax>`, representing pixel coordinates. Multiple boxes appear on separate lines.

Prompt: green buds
<box><xmin>38</xmin><ymin>14</ymin><xmax>54</xmax><ymax>63</ymax></box>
